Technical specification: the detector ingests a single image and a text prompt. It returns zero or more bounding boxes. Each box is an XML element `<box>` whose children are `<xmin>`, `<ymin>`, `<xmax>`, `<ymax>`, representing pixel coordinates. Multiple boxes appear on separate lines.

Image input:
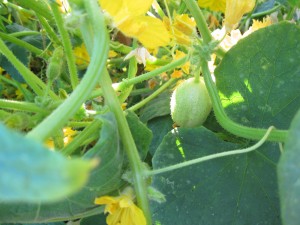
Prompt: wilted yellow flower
<box><xmin>148</xmin><ymin>79</ymin><xmax>158</xmax><ymax>89</ymax></box>
<box><xmin>224</xmin><ymin>0</ymin><xmax>256</xmax><ymax>32</ymax></box>
<box><xmin>171</xmin><ymin>70</ymin><xmax>183</xmax><ymax>78</ymax></box>
<box><xmin>124</xmin><ymin>47</ymin><xmax>155</xmax><ymax>66</ymax></box>
<box><xmin>164</xmin><ymin>13</ymin><xmax>196</xmax><ymax>46</ymax></box>
<box><xmin>94</xmin><ymin>187</ymin><xmax>146</xmax><ymax>225</ymax></box>
<box><xmin>99</xmin><ymin>0</ymin><xmax>170</xmax><ymax>49</ymax></box>
<box><xmin>198</xmin><ymin>0</ymin><xmax>226</xmax><ymax>13</ymax></box>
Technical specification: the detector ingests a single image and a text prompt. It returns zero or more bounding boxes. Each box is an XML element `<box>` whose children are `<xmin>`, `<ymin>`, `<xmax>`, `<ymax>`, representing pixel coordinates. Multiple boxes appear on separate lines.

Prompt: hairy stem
<box><xmin>147</xmin><ymin>126</ymin><xmax>274</xmax><ymax>176</ymax></box>
<box><xmin>100</xmin><ymin>69</ymin><xmax>152</xmax><ymax>225</ymax></box>
<box><xmin>50</xmin><ymin>1</ymin><xmax>79</xmax><ymax>89</ymax></box>
<box><xmin>127</xmin><ymin>78</ymin><xmax>177</xmax><ymax>112</ymax></box>
<box><xmin>201</xmin><ymin>60</ymin><xmax>287</xmax><ymax>142</ymax></box>
<box><xmin>26</xmin><ymin>0</ymin><xmax>108</xmax><ymax>141</ymax></box>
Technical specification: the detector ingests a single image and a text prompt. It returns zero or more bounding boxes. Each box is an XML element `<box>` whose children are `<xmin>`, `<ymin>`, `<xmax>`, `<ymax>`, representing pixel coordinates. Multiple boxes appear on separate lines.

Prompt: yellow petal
<box><xmin>94</xmin><ymin>196</ymin><xmax>117</xmax><ymax>205</ymax></box>
<box><xmin>130</xmin><ymin>205</ymin><xmax>147</xmax><ymax>225</ymax></box>
<box><xmin>224</xmin><ymin>0</ymin><xmax>256</xmax><ymax>32</ymax></box>
<box><xmin>118</xmin><ymin>16</ymin><xmax>170</xmax><ymax>49</ymax></box>
<box><xmin>173</xmin><ymin>13</ymin><xmax>196</xmax><ymax>36</ymax></box>
<box><xmin>124</xmin><ymin>0</ymin><xmax>153</xmax><ymax>17</ymax></box>
<box><xmin>198</xmin><ymin>0</ymin><xmax>226</xmax><ymax>12</ymax></box>
<box><xmin>98</xmin><ymin>0</ymin><xmax>124</xmax><ymax>18</ymax></box>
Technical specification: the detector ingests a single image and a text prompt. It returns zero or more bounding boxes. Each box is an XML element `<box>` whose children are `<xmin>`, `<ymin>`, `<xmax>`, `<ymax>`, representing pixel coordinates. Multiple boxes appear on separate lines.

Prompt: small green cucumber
<box><xmin>170</xmin><ymin>77</ymin><xmax>212</xmax><ymax>128</ymax></box>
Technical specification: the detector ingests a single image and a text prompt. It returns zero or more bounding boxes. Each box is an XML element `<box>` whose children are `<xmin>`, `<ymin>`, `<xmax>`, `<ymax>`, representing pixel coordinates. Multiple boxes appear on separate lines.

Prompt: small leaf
<box><xmin>278</xmin><ymin>109</ymin><xmax>300</xmax><ymax>225</ymax></box>
<box><xmin>0</xmin><ymin>124</ymin><xmax>93</xmax><ymax>203</ymax></box>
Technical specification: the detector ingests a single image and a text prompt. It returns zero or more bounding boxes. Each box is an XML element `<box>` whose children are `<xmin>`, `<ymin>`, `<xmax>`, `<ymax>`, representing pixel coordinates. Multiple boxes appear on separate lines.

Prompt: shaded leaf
<box><xmin>126</xmin><ymin>110</ymin><xmax>152</xmax><ymax>160</ymax></box>
<box><xmin>80</xmin><ymin>213</ymin><xmax>106</xmax><ymax>225</ymax></box>
<box><xmin>147</xmin><ymin>116</ymin><xmax>173</xmax><ymax>156</ymax></box>
<box><xmin>139</xmin><ymin>91</ymin><xmax>171</xmax><ymax>122</ymax></box>
<box><xmin>0</xmin><ymin>124</ymin><xmax>93</xmax><ymax>203</ymax></box>
<box><xmin>0</xmin><ymin>24</ymin><xmax>48</xmax><ymax>82</ymax></box>
<box><xmin>278</xmin><ymin>109</ymin><xmax>300</xmax><ymax>225</ymax></box>
<box><xmin>151</xmin><ymin>127</ymin><xmax>281</xmax><ymax>225</ymax></box>
<box><xmin>0</xmin><ymin>112</ymin><xmax>123</xmax><ymax>223</ymax></box>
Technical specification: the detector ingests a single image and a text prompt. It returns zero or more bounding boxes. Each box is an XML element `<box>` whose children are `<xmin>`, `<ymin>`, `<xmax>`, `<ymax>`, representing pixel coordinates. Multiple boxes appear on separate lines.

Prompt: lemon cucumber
<box><xmin>170</xmin><ymin>77</ymin><xmax>212</xmax><ymax>128</ymax></box>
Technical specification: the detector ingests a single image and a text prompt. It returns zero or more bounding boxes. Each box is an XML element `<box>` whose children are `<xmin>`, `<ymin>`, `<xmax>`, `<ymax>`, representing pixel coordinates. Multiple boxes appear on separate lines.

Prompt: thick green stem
<box><xmin>26</xmin><ymin>0</ymin><xmax>109</xmax><ymax>142</ymax></box>
<box><xmin>120</xmin><ymin>56</ymin><xmax>188</xmax><ymax>88</ymax></box>
<box><xmin>0</xmin><ymin>31</ymin><xmax>48</xmax><ymax>58</ymax></box>
<box><xmin>61</xmin><ymin>120</ymin><xmax>101</xmax><ymax>156</ymax></box>
<box><xmin>117</xmin><ymin>40</ymin><xmax>138</xmax><ymax>103</ymax></box>
<box><xmin>13</xmin><ymin>0</ymin><xmax>54</xmax><ymax>22</ymax></box>
<box><xmin>201</xmin><ymin>60</ymin><xmax>287</xmax><ymax>142</ymax></box>
<box><xmin>184</xmin><ymin>0</ymin><xmax>212</xmax><ymax>44</ymax></box>
<box><xmin>0</xmin><ymin>99</ymin><xmax>48</xmax><ymax>114</ymax></box>
<box><xmin>184</xmin><ymin>0</ymin><xmax>226</xmax><ymax>57</ymax></box>
<box><xmin>127</xmin><ymin>78</ymin><xmax>177</xmax><ymax>112</ymax></box>
<box><xmin>110</xmin><ymin>41</ymin><xmax>132</xmax><ymax>54</ymax></box>
<box><xmin>36</xmin><ymin>14</ymin><xmax>61</xmax><ymax>46</ymax></box>
<box><xmin>146</xmin><ymin>126</ymin><xmax>274</xmax><ymax>176</ymax></box>
<box><xmin>89</xmin><ymin>56</ymin><xmax>188</xmax><ymax>99</ymax></box>
<box><xmin>10</xmin><ymin>31</ymin><xmax>40</xmax><ymax>38</ymax></box>
<box><xmin>0</xmin><ymin>39</ymin><xmax>58</xmax><ymax>99</ymax></box>
<box><xmin>249</xmin><ymin>4</ymin><xmax>282</xmax><ymax>18</ymax></box>
<box><xmin>100</xmin><ymin>69</ymin><xmax>152</xmax><ymax>225</ymax></box>
<box><xmin>50</xmin><ymin>2</ymin><xmax>79</xmax><ymax>89</ymax></box>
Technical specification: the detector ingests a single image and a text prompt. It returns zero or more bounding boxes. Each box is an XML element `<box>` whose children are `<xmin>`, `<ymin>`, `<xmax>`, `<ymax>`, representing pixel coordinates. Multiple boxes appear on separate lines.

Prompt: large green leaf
<box><xmin>214</xmin><ymin>22</ymin><xmax>300</xmax><ymax>129</ymax></box>
<box><xmin>139</xmin><ymin>91</ymin><xmax>171</xmax><ymax>123</ymax></box>
<box><xmin>0</xmin><ymin>124</ymin><xmax>93</xmax><ymax>203</ymax></box>
<box><xmin>126</xmin><ymin>110</ymin><xmax>152</xmax><ymax>160</ymax></box>
<box><xmin>147</xmin><ymin>116</ymin><xmax>173</xmax><ymax>156</ymax></box>
<box><xmin>0</xmin><ymin>113</ymin><xmax>123</xmax><ymax>223</ymax></box>
<box><xmin>151</xmin><ymin>22</ymin><xmax>300</xmax><ymax>225</ymax></box>
<box><xmin>151</xmin><ymin>127</ymin><xmax>280</xmax><ymax>225</ymax></box>
<box><xmin>278</xmin><ymin>109</ymin><xmax>300</xmax><ymax>225</ymax></box>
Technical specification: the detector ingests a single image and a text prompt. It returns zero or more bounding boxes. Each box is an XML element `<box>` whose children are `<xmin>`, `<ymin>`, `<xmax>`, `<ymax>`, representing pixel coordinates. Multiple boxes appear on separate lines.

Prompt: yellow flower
<box><xmin>174</xmin><ymin>50</ymin><xmax>190</xmax><ymax>74</ymax></box>
<box><xmin>56</xmin><ymin>0</ymin><xmax>70</xmax><ymax>13</ymax></box>
<box><xmin>15</xmin><ymin>84</ymin><xmax>28</xmax><ymax>100</ymax></box>
<box><xmin>73</xmin><ymin>44</ymin><xmax>90</xmax><ymax>69</ymax></box>
<box><xmin>198</xmin><ymin>0</ymin><xmax>226</xmax><ymax>13</ymax></box>
<box><xmin>251</xmin><ymin>16</ymin><xmax>273</xmax><ymax>31</ymax></box>
<box><xmin>94</xmin><ymin>187</ymin><xmax>146</xmax><ymax>225</ymax></box>
<box><xmin>108</xmin><ymin>50</ymin><xmax>118</xmax><ymax>58</ymax></box>
<box><xmin>99</xmin><ymin>0</ymin><xmax>170</xmax><ymax>49</ymax></box>
<box><xmin>171</xmin><ymin>70</ymin><xmax>183</xmax><ymax>78</ymax></box>
<box><xmin>164</xmin><ymin>13</ymin><xmax>196</xmax><ymax>46</ymax></box>
<box><xmin>243</xmin><ymin>16</ymin><xmax>273</xmax><ymax>36</ymax></box>
<box><xmin>45</xmin><ymin>127</ymin><xmax>77</xmax><ymax>150</ymax></box>
<box><xmin>224</xmin><ymin>0</ymin><xmax>256</xmax><ymax>32</ymax></box>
